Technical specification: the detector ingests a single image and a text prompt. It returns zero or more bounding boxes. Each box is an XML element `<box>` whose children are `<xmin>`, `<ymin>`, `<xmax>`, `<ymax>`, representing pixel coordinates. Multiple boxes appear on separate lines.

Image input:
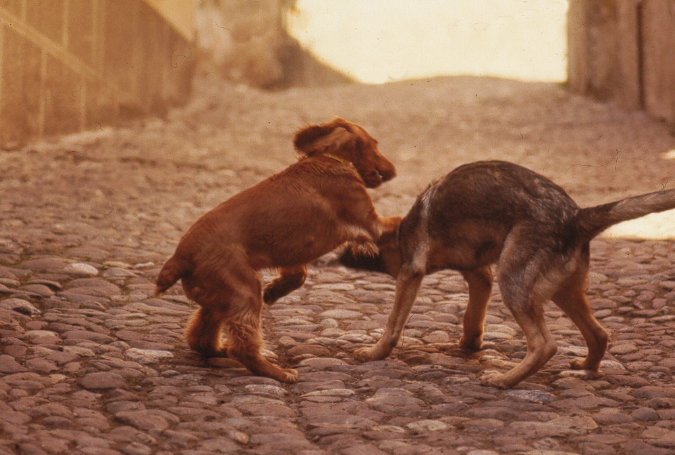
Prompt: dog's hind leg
<box><xmin>223</xmin><ymin>274</ymin><xmax>298</xmax><ymax>383</ymax></box>
<box><xmin>482</xmin><ymin>281</ymin><xmax>557</xmax><ymax>388</ymax></box>
<box><xmin>458</xmin><ymin>266</ymin><xmax>493</xmax><ymax>351</ymax></box>
<box><xmin>481</xmin><ymin>240</ymin><xmax>558</xmax><ymax>388</ymax></box>
<box><xmin>552</xmin><ymin>261</ymin><xmax>608</xmax><ymax>372</ymax></box>
<box><xmin>354</xmin><ymin>263</ymin><xmax>424</xmax><ymax>362</ymax></box>
<box><xmin>185</xmin><ymin>307</ymin><xmax>228</xmax><ymax>357</ymax></box>
<box><xmin>183</xmin><ymin>275</ymin><xmax>230</xmax><ymax>356</ymax></box>
<box><xmin>263</xmin><ymin>265</ymin><xmax>307</xmax><ymax>304</ymax></box>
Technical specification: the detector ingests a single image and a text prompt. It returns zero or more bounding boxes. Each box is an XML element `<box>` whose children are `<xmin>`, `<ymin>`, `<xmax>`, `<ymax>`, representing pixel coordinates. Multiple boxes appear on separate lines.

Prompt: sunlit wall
<box><xmin>287</xmin><ymin>0</ymin><xmax>568</xmax><ymax>84</ymax></box>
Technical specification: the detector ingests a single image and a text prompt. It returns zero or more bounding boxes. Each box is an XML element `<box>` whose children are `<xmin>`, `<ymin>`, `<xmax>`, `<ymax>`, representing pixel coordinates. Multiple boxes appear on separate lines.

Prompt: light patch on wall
<box><xmin>603</xmin><ymin>149</ymin><xmax>675</xmax><ymax>239</ymax></box>
<box><xmin>286</xmin><ymin>0</ymin><xmax>569</xmax><ymax>84</ymax></box>
<box><xmin>603</xmin><ymin>210</ymin><xmax>675</xmax><ymax>240</ymax></box>
<box><xmin>144</xmin><ymin>0</ymin><xmax>194</xmax><ymax>41</ymax></box>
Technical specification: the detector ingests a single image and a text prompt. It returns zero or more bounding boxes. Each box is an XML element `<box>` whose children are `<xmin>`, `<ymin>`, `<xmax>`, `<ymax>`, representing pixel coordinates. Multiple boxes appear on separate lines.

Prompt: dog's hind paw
<box><xmin>479</xmin><ymin>370</ymin><xmax>511</xmax><ymax>389</ymax></box>
<box><xmin>278</xmin><ymin>368</ymin><xmax>298</xmax><ymax>384</ymax></box>
<box><xmin>354</xmin><ymin>346</ymin><xmax>379</xmax><ymax>362</ymax></box>
<box><xmin>250</xmin><ymin>362</ymin><xmax>298</xmax><ymax>383</ymax></box>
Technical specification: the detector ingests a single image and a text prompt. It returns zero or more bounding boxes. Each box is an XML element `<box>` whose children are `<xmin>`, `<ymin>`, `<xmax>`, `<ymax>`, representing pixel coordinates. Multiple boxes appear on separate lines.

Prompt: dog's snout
<box><xmin>377</xmin><ymin>158</ymin><xmax>397</xmax><ymax>182</ymax></box>
<box><xmin>380</xmin><ymin>166</ymin><xmax>396</xmax><ymax>182</ymax></box>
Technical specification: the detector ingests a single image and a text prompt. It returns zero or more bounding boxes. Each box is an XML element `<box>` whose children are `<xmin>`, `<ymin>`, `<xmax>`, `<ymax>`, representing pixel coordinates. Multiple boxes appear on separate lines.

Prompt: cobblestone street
<box><xmin>2</xmin><ymin>75</ymin><xmax>675</xmax><ymax>454</ymax></box>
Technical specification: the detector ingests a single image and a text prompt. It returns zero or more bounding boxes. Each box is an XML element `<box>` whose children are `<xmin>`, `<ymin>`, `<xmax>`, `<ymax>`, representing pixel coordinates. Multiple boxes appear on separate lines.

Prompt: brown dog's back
<box><xmin>155</xmin><ymin>155</ymin><xmax>379</xmax><ymax>297</ymax></box>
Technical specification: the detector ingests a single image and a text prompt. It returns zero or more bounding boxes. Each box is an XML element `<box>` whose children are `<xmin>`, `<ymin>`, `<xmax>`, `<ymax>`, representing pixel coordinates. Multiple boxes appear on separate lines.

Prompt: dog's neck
<box><xmin>321</xmin><ymin>153</ymin><xmax>350</xmax><ymax>165</ymax></box>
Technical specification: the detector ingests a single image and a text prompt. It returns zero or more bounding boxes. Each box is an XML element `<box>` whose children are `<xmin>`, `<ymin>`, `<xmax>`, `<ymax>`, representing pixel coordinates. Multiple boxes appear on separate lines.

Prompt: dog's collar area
<box><xmin>322</xmin><ymin>153</ymin><xmax>350</xmax><ymax>165</ymax></box>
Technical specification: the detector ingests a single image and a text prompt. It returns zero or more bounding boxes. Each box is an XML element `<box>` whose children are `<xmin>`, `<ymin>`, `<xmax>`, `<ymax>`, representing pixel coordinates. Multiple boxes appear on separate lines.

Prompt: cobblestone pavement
<box><xmin>2</xmin><ymin>75</ymin><xmax>675</xmax><ymax>454</ymax></box>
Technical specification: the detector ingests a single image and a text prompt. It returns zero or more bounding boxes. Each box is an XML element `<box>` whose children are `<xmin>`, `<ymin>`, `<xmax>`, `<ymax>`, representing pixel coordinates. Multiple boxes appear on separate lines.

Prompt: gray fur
<box><xmin>345</xmin><ymin>160</ymin><xmax>675</xmax><ymax>389</ymax></box>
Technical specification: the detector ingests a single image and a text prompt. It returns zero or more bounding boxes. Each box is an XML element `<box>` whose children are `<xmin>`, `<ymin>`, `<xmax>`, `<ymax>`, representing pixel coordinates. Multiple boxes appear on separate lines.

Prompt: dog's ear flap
<box><xmin>294</xmin><ymin>118</ymin><xmax>355</xmax><ymax>156</ymax></box>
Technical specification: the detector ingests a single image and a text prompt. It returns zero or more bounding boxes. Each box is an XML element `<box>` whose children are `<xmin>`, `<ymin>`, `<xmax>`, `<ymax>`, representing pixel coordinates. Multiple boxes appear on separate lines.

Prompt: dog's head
<box><xmin>338</xmin><ymin>221</ymin><xmax>402</xmax><ymax>277</ymax></box>
<box><xmin>293</xmin><ymin>118</ymin><xmax>396</xmax><ymax>188</ymax></box>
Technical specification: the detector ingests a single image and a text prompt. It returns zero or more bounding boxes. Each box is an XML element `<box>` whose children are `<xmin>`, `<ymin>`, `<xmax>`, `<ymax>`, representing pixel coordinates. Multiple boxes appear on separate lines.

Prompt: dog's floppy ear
<box><xmin>294</xmin><ymin>118</ymin><xmax>355</xmax><ymax>156</ymax></box>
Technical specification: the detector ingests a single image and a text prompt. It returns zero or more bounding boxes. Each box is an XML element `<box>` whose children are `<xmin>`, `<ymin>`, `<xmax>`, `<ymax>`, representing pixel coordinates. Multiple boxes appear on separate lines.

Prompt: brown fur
<box><xmin>156</xmin><ymin>118</ymin><xmax>400</xmax><ymax>383</ymax></box>
<box><xmin>340</xmin><ymin>160</ymin><xmax>675</xmax><ymax>388</ymax></box>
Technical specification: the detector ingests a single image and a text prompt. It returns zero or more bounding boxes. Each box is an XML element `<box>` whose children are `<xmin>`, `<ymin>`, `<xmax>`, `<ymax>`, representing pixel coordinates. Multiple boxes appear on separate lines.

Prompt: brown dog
<box><xmin>341</xmin><ymin>160</ymin><xmax>675</xmax><ymax>388</ymax></box>
<box><xmin>156</xmin><ymin>118</ymin><xmax>400</xmax><ymax>383</ymax></box>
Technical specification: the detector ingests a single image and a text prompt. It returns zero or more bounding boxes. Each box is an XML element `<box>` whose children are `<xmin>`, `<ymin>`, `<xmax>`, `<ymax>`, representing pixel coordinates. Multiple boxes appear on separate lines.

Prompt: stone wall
<box><xmin>194</xmin><ymin>0</ymin><xmax>351</xmax><ymax>89</ymax></box>
<box><xmin>568</xmin><ymin>0</ymin><xmax>675</xmax><ymax>124</ymax></box>
<box><xmin>0</xmin><ymin>0</ymin><xmax>195</xmax><ymax>149</ymax></box>
<box><xmin>641</xmin><ymin>0</ymin><xmax>675</xmax><ymax>122</ymax></box>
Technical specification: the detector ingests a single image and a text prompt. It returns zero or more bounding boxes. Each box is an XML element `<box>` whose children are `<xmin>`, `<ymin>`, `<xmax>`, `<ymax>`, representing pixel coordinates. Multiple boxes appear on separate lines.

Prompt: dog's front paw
<box><xmin>570</xmin><ymin>357</ymin><xmax>601</xmax><ymax>371</ymax></box>
<box><xmin>479</xmin><ymin>370</ymin><xmax>510</xmax><ymax>389</ymax></box>
<box><xmin>458</xmin><ymin>335</ymin><xmax>483</xmax><ymax>352</ymax></box>
<box><xmin>570</xmin><ymin>358</ymin><xmax>586</xmax><ymax>370</ymax></box>
<box><xmin>350</xmin><ymin>239</ymin><xmax>379</xmax><ymax>258</ymax></box>
<box><xmin>262</xmin><ymin>286</ymin><xmax>279</xmax><ymax>305</ymax></box>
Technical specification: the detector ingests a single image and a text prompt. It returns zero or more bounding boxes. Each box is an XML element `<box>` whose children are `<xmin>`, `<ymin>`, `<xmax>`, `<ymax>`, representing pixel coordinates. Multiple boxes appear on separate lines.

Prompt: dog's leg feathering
<box><xmin>224</xmin><ymin>279</ymin><xmax>298</xmax><ymax>383</ymax></box>
<box><xmin>225</xmin><ymin>313</ymin><xmax>298</xmax><ymax>383</ymax></box>
<box><xmin>185</xmin><ymin>307</ymin><xmax>228</xmax><ymax>357</ymax></box>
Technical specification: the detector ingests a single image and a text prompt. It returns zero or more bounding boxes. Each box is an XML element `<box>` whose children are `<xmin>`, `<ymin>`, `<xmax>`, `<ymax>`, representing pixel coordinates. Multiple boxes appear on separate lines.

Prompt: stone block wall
<box><xmin>0</xmin><ymin>0</ymin><xmax>195</xmax><ymax>149</ymax></box>
<box><xmin>568</xmin><ymin>0</ymin><xmax>675</xmax><ymax>124</ymax></box>
<box><xmin>641</xmin><ymin>0</ymin><xmax>675</xmax><ymax>122</ymax></box>
<box><xmin>195</xmin><ymin>0</ymin><xmax>351</xmax><ymax>89</ymax></box>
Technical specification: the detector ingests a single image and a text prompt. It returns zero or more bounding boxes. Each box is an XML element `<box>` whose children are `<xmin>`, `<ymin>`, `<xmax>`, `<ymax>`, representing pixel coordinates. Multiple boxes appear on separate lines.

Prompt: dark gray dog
<box><xmin>341</xmin><ymin>160</ymin><xmax>675</xmax><ymax>388</ymax></box>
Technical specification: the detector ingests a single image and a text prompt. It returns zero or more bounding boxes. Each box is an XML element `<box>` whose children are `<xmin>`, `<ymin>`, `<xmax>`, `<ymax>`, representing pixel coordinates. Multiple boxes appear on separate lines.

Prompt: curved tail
<box><xmin>155</xmin><ymin>255</ymin><xmax>191</xmax><ymax>295</ymax></box>
<box><xmin>575</xmin><ymin>188</ymin><xmax>675</xmax><ymax>241</ymax></box>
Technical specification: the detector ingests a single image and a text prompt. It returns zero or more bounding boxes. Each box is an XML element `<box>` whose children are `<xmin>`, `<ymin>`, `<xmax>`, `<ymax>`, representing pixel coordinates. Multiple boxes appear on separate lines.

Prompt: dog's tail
<box><xmin>155</xmin><ymin>255</ymin><xmax>190</xmax><ymax>295</ymax></box>
<box><xmin>575</xmin><ymin>188</ymin><xmax>675</xmax><ymax>241</ymax></box>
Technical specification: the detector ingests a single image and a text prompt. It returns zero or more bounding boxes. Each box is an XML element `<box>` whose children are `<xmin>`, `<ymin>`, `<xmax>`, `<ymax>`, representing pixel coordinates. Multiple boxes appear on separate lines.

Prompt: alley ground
<box><xmin>2</xmin><ymin>74</ymin><xmax>675</xmax><ymax>454</ymax></box>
